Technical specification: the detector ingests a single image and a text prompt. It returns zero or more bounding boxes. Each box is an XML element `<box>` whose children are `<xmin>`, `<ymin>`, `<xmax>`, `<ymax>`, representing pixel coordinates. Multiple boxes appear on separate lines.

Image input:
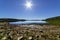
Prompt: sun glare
<box><xmin>25</xmin><ymin>1</ymin><xmax>33</xmax><ymax>9</ymax></box>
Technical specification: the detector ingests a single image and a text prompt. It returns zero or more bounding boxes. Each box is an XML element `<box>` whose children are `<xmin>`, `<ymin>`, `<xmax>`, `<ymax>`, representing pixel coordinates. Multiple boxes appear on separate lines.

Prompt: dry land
<box><xmin>0</xmin><ymin>24</ymin><xmax>60</xmax><ymax>40</ymax></box>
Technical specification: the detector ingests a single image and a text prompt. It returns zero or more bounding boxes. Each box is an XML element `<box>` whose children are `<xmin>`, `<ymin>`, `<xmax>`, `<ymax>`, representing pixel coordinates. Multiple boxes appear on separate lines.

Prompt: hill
<box><xmin>43</xmin><ymin>16</ymin><xmax>60</xmax><ymax>25</ymax></box>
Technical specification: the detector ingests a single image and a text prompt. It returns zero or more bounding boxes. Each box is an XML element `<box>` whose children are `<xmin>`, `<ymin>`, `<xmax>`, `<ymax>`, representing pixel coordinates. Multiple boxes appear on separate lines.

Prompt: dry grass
<box><xmin>0</xmin><ymin>25</ymin><xmax>60</xmax><ymax>40</ymax></box>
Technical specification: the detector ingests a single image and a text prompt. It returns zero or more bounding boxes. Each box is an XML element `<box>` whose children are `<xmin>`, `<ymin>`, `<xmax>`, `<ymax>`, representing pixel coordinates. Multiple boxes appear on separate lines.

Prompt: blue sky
<box><xmin>0</xmin><ymin>0</ymin><xmax>60</xmax><ymax>19</ymax></box>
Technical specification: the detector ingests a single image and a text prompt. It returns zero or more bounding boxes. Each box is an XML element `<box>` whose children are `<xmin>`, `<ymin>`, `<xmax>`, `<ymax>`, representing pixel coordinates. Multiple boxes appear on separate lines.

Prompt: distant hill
<box><xmin>43</xmin><ymin>16</ymin><xmax>60</xmax><ymax>25</ymax></box>
<box><xmin>0</xmin><ymin>18</ymin><xmax>26</xmax><ymax>22</ymax></box>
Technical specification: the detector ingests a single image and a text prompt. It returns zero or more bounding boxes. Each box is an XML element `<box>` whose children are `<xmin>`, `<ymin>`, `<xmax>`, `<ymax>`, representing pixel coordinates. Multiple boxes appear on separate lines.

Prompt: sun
<box><xmin>25</xmin><ymin>1</ymin><xmax>32</xmax><ymax>9</ymax></box>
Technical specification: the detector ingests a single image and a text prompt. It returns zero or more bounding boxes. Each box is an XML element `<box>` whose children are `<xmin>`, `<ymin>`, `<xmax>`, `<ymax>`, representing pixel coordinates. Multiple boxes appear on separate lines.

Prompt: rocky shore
<box><xmin>0</xmin><ymin>24</ymin><xmax>60</xmax><ymax>40</ymax></box>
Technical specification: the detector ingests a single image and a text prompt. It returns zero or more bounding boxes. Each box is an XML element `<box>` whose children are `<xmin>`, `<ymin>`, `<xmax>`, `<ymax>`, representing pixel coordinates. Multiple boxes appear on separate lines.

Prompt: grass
<box><xmin>0</xmin><ymin>24</ymin><xmax>59</xmax><ymax>40</ymax></box>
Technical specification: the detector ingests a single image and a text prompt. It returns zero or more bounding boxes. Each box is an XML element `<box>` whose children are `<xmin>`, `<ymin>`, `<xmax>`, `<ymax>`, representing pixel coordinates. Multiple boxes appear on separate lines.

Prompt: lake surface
<box><xmin>10</xmin><ymin>21</ymin><xmax>47</xmax><ymax>24</ymax></box>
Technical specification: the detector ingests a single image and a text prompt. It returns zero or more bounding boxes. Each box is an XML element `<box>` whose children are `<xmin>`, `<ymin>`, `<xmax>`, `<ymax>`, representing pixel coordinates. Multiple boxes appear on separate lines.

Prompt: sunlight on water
<box><xmin>11</xmin><ymin>21</ymin><xmax>47</xmax><ymax>24</ymax></box>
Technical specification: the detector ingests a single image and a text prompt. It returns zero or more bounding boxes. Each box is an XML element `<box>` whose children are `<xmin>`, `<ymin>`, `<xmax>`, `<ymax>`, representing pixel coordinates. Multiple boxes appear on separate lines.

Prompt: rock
<box><xmin>28</xmin><ymin>36</ymin><xmax>34</xmax><ymax>40</ymax></box>
<box><xmin>18</xmin><ymin>36</ymin><xmax>23</xmax><ymax>40</ymax></box>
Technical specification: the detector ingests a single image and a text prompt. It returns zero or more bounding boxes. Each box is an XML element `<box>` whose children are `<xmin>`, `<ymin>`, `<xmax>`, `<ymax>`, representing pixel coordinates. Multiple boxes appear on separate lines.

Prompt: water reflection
<box><xmin>11</xmin><ymin>21</ymin><xmax>47</xmax><ymax>24</ymax></box>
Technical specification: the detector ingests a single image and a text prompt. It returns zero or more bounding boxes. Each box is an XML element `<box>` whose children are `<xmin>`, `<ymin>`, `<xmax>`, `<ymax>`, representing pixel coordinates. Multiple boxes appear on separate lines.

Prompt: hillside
<box><xmin>43</xmin><ymin>16</ymin><xmax>60</xmax><ymax>25</ymax></box>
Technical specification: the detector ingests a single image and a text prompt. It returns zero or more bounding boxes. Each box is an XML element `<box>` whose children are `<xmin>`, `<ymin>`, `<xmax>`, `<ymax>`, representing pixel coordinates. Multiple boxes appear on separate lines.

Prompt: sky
<box><xmin>0</xmin><ymin>0</ymin><xmax>60</xmax><ymax>20</ymax></box>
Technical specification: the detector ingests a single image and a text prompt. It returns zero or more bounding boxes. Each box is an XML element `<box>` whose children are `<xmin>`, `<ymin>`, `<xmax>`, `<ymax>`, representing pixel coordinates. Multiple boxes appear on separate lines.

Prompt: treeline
<box><xmin>43</xmin><ymin>16</ymin><xmax>60</xmax><ymax>25</ymax></box>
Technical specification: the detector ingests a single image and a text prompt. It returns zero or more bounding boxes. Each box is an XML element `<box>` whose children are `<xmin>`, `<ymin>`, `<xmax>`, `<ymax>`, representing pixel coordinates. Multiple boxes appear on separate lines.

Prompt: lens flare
<box><xmin>25</xmin><ymin>1</ymin><xmax>33</xmax><ymax>9</ymax></box>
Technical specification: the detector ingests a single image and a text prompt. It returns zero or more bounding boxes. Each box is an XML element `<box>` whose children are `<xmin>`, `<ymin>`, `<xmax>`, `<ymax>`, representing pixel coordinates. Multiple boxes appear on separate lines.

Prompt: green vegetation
<box><xmin>44</xmin><ymin>16</ymin><xmax>60</xmax><ymax>25</ymax></box>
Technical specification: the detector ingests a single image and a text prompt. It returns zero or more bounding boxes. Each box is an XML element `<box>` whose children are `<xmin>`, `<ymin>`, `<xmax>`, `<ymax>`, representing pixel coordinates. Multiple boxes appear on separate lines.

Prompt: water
<box><xmin>10</xmin><ymin>21</ymin><xmax>47</xmax><ymax>24</ymax></box>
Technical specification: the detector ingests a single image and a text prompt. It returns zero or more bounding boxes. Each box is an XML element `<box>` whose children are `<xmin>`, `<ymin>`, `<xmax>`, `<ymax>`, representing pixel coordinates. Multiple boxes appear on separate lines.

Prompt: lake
<box><xmin>10</xmin><ymin>21</ymin><xmax>47</xmax><ymax>24</ymax></box>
